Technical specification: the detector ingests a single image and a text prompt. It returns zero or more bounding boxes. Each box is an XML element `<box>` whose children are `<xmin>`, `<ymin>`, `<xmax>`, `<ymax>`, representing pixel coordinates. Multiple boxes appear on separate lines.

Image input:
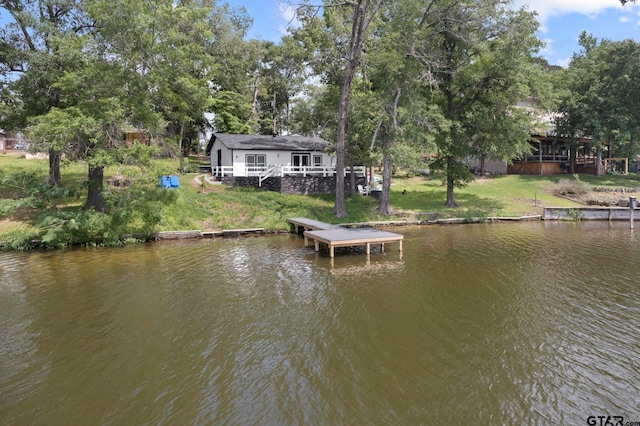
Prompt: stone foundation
<box><xmin>221</xmin><ymin>175</ymin><xmax>367</xmax><ymax>195</ymax></box>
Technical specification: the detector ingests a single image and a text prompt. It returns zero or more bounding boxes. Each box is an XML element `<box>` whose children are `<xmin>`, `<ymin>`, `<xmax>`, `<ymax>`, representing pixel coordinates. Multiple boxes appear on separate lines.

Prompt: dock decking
<box><xmin>287</xmin><ymin>218</ymin><xmax>403</xmax><ymax>258</ymax></box>
<box><xmin>287</xmin><ymin>217</ymin><xmax>340</xmax><ymax>232</ymax></box>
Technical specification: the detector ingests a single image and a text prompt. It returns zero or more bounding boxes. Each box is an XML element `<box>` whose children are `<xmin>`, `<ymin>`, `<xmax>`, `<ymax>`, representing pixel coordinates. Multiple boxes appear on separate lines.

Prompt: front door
<box><xmin>292</xmin><ymin>153</ymin><xmax>310</xmax><ymax>171</ymax></box>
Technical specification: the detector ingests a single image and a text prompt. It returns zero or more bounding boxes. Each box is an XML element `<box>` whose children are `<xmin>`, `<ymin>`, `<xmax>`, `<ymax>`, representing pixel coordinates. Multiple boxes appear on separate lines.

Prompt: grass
<box><xmin>3</xmin><ymin>151</ymin><xmax>640</xmax><ymax>247</ymax></box>
<box><xmin>387</xmin><ymin>174</ymin><xmax>582</xmax><ymax>218</ymax></box>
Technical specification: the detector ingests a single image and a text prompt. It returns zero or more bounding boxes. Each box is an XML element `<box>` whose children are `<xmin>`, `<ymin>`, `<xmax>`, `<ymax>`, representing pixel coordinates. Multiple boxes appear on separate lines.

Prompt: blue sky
<box><xmin>225</xmin><ymin>0</ymin><xmax>640</xmax><ymax>68</ymax></box>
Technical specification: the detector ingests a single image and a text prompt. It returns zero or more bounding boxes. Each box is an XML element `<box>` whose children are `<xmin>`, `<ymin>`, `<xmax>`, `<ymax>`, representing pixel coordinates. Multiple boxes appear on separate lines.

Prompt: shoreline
<box><xmin>9</xmin><ymin>209</ymin><xmax>640</xmax><ymax>250</ymax></box>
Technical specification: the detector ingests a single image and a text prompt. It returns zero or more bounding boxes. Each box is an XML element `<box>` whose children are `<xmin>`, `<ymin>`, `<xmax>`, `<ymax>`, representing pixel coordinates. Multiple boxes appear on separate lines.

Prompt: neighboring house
<box><xmin>0</xmin><ymin>130</ymin><xmax>5</xmax><ymax>150</ymax></box>
<box><xmin>205</xmin><ymin>133</ymin><xmax>336</xmax><ymax>178</ymax></box>
<box><xmin>204</xmin><ymin>133</ymin><xmax>365</xmax><ymax>195</ymax></box>
<box><xmin>508</xmin><ymin>98</ymin><xmax>600</xmax><ymax>175</ymax></box>
<box><xmin>123</xmin><ymin>130</ymin><xmax>150</xmax><ymax>146</ymax></box>
<box><xmin>467</xmin><ymin>99</ymin><xmax>600</xmax><ymax>176</ymax></box>
<box><xmin>508</xmin><ymin>133</ymin><xmax>596</xmax><ymax>175</ymax></box>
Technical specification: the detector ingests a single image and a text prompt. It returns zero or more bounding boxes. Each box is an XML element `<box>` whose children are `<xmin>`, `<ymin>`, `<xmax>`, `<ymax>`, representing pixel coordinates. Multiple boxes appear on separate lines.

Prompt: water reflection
<box><xmin>1</xmin><ymin>222</ymin><xmax>639</xmax><ymax>424</ymax></box>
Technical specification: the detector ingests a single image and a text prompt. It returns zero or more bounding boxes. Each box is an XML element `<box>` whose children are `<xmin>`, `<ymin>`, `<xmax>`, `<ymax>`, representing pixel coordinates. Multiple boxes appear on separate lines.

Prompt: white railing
<box><xmin>246</xmin><ymin>166</ymin><xmax>268</xmax><ymax>176</ymax></box>
<box><xmin>259</xmin><ymin>165</ymin><xmax>279</xmax><ymax>187</ymax></box>
<box><xmin>279</xmin><ymin>165</ymin><xmax>366</xmax><ymax>177</ymax></box>
<box><xmin>211</xmin><ymin>166</ymin><xmax>234</xmax><ymax>177</ymax></box>
<box><xmin>211</xmin><ymin>165</ymin><xmax>367</xmax><ymax>179</ymax></box>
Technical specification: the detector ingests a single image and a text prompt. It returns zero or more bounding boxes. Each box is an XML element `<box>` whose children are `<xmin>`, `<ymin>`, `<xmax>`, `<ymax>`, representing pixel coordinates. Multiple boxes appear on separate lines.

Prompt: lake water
<box><xmin>1</xmin><ymin>222</ymin><xmax>639</xmax><ymax>425</ymax></box>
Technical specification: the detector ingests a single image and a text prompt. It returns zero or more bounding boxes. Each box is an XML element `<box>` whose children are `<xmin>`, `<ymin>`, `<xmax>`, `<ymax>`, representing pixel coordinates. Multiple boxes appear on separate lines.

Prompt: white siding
<box><xmin>211</xmin><ymin>142</ymin><xmax>334</xmax><ymax>176</ymax></box>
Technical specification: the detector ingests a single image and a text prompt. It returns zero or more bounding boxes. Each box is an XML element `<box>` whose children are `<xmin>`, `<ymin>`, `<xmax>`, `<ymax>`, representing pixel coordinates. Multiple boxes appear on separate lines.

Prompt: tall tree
<box><xmin>27</xmin><ymin>0</ymin><xmax>235</xmax><ymax>211</ymax></box>
<box><xmin>295</xmin><ymin>0</ymin><xmax>386</xmax><ymax>217</ymax></box>
<box><xmin>86</xmin><ymin>0</ymin><xmax>216</xmax><ymax>170</ymax></box>
<box><xmin>406</xmin><ymin>0</ymin><xmax>541</xmax><ymax>207</ymax></box>
<box><xmin>0</xmin><ymin>0</ymin><xmax>92</xmax><ymax>185</ymax></box>
<box><xmin>559</xmin><ymin>33</ymin><xmax>640</xmax><ymax>175</ymax></box>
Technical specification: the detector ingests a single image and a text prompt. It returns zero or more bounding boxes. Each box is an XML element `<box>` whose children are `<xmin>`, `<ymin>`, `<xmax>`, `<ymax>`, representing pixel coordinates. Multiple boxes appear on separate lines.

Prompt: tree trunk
<box><xmin>569</xmin><ymin>142</ymin><xmax>577</xmax><ymax>174</ymax></box>
<box><xmin>251</xmin><ymin>71</ymin><xmax>260</xmax><ymax>125</ymax></box>
<box><xmin>349</xmin><ymin>162</ymin><xmax>356</xmax><ymax>197</ymax></box>
<box><xmin>84</xmin><ymin>165</ymin><xmax>107</xmax><ymax>212</ymax></box>
<box><xmin>333</xmin><ymin>0</ymin><xmax>385</xmax><ymax>217</ymax></box>
<box><xmin>334</xmin><ymin>72</ymin><xmax>352</xmax><ymax>217</ymax></box>
<box><xmin>178</xmin><ymin>122</ymin><xmax>185</xmax><ymax>173</ymax></box>
<box><xmin>445</xmin><ymin>156</ymin><xmax>458</xmax><ymax>207</ymax></box>
<box><xmin>596</xmin><ymin>147</ymin><xmax>603</xmax><ymax>176</ymax></box>
<box><xmin>48</xmin><ymin>148</ymin><xmax>61</xmax><ymax>186</ymax></box>
<box><xmin>377</xmin><ymin>136</ymin><xmax>393</xmax><ymax>215</ymax></box>
<box><xmin>479</xmin><ymin>156</ymin><xmax>486</xmax><ymax>176</ymax></box>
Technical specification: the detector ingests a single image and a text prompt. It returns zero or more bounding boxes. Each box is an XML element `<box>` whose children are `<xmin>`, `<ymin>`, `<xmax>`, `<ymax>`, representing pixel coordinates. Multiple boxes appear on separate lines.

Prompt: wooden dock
<box><xmin>287</xmin><ymin>217</ymin><xmax>340</xmax><ymax>233</ymax></box>
<box><xmin>287</xmin><ymin>218</ymin><xmax>403</xmax><ymax>258</ymax></box>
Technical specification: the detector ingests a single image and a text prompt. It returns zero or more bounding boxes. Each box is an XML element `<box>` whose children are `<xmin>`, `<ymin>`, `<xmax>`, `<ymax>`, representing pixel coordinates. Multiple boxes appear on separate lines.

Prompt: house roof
<box><xmin>205</xmin><ymin>133</ymin><xmax>329</xmax><ymax>155</ymax></box>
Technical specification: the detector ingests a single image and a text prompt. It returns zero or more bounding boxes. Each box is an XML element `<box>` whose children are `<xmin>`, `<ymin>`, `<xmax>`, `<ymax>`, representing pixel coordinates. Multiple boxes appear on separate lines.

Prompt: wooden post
<box><xmin>630</xmin><ymin>196</ymin><xmax>636</xmax><ymax>229</ymax></box>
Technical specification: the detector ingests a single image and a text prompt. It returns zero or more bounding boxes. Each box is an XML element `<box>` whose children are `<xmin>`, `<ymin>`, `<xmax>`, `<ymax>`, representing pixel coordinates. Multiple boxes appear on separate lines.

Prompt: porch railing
<box><xmin>259</xmin><ymin>165</ymin><xmax>279</xmax><ymax>187</ymax></box>
<box><xmin>279</xmin><ymin>165</ymin><xmax>366</xmax><ymax>177</ymax></box>
<box><xmin>515</xmin><ymin>155</ymin><xmax>598</xmax><ymax>165</ymax></box>
<box><xmin>211</xmin><ymin>166</ymin><xmax>234</xmax><ymax>177</ymax></box>
<box><xmin>211</xmin><ymin>165</ymin><xmax>367</xmax><ymax>178</ymax></box>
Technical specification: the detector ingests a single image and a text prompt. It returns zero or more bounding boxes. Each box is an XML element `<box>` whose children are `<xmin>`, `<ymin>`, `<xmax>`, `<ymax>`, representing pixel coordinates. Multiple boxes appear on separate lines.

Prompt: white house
<box><xmin>205</xmin><ymin>133</ymin><xmax>336</xmax><ymax>178</ymax></box>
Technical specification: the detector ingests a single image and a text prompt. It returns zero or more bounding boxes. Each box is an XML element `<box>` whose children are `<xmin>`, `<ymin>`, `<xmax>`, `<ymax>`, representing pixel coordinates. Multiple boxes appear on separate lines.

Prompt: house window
<box><xmin>313</xmin><ymin>155</ymin><xmax>322</xmax><ymax>167</ymax></box>
<box><xmin>246</xmin><ymin>154</ymin><xmax>266</xmax><ymax>169</ymax></box>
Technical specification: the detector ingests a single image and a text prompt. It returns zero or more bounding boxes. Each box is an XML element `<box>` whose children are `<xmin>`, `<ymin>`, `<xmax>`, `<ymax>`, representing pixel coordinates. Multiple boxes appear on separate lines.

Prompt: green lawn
<box><xmin>3</xmin><ymin>151</ymin><xmax>640</xmax><ymax>248</ymax></box>
<box><xmin>387</xmin><ymin>174</ymin><xmax>583</xmax><ymax>218</ymax></box>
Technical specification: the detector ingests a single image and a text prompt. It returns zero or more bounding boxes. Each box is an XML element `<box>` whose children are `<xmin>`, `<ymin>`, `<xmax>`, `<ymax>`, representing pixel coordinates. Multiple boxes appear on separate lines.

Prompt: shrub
<box><xmin>555</xmin><ymin>178</ymin><xmax>590</xmax><ymax>196</ymax></box>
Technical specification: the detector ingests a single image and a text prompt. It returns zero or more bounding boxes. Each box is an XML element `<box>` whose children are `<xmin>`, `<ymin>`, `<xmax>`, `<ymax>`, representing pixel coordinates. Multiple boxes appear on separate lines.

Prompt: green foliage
<box><xmin>464</xmin><ymin>208</ymin><xmax>488</xmax><ymax>223</ymax></box>
<box><xmin>406</xmin><ymin>1</ymin><xmax>542</xmax><ymax>206</ymax></box>
<box><xmin>559</xmin><ymin>35</ymin><xmax>640</xmax><ymax>158</ymax></box>
<box><xmin>0</xmin><ymin>171</ymin><xmax>76</xmax><ymax>215</ymax></box>
<box><xmin>37</xmin><ymin>210</ymin><xmax>112</xmax><ymax>248</ymax></box>
<box><xmin>0</xmin><ymin>227</ymin><xmax>40</xmax><ymax>251</ymax></box>
<box><xmin>210</xmin><ymin>91</ymin><xmax>253</xmax><ymax>133</ymax></box>
<box><xmin>566</xmin><ymin>208</ymin><xmax>584</xmax><ymax>221</ymax></box>
<box><xmin>0</xmin><ymin>156</ymin><xmax>181</xmax><ymax>249</ymax></box>
<box><xmin>105</xmin><ymin>184</ymin><xmax>178</xmax><ymax>235</ymax></box>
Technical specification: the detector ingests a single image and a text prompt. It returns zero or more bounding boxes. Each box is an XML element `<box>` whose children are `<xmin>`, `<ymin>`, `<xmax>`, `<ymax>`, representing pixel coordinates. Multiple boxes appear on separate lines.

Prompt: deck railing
<box><xmin>210</xmin><ymin>165</ymin><xmax>367</xmax><ymax>179</ymax></box>
<box><xmin>515</xmin><ymin>155</ymin><xmax>598</xmax><ymax>165</ymax></box>
<box><xmin>211</xmin><ymin>166</ymin><xmax>234</xmax><ymax>177</ymax></box>
<box><xmin>279</xmin><ymin>165</ymin><xmax>366</xmax><ymax>177</ymax></box>
<box><xmin>259</xmin><ymin>165</ymin><xmax>278</xmax><ymax>187</ymax></box>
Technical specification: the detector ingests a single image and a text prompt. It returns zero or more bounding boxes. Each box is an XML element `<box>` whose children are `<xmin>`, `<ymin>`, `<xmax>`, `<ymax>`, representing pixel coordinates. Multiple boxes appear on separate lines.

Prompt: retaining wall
<box><xmin>221</xmin><ymin>175</ymin><xmax>366</xmax><ymax>195</ymax></box>
<box><xmin>544</xmin><ymin>206</ymin><xmax>638</xmax><ymax>220</ymax></box>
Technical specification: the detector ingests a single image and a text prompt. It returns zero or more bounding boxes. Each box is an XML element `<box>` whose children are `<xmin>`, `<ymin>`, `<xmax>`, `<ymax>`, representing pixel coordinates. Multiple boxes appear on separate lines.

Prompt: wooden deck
<box><xmin>288</xmin><ymin>218</ymin><xmax>403</xmax><ymax>258</ymax></box>
<box><xmin>287</xmin><ymin>217</ymin><xmax>340</xmax><ymax>233</ymax></box>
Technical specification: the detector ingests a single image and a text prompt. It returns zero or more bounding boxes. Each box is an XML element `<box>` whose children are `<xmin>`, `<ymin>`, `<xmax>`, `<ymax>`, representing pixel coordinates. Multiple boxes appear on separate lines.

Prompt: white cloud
<box><xmin>278</xmin><ymin>2</ymin><xmax>300</xmax><ymax>34</ymax></box>
<box><xmin>619</xmin><ymin>15</ymin><xmax>631</xmax><ymax>22</ymax></box>
<box><xmin>556</xmin><ymin>56</ymin><xmax>572</xmax><ymax>68</ymax></box>
<box><xmin>537</xmin><ymin>22</ymin><xmax>549</xmax><ymax>34</ymax></box>
<box><xmin>512</xmin><ymin>0</ymin><xmax>624</xmax><ymax>23</ymax></box>
<box><xmin>539</xmin><ymin>37</ymin><xmax>554</xmax><ymax>56</ymax></box>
